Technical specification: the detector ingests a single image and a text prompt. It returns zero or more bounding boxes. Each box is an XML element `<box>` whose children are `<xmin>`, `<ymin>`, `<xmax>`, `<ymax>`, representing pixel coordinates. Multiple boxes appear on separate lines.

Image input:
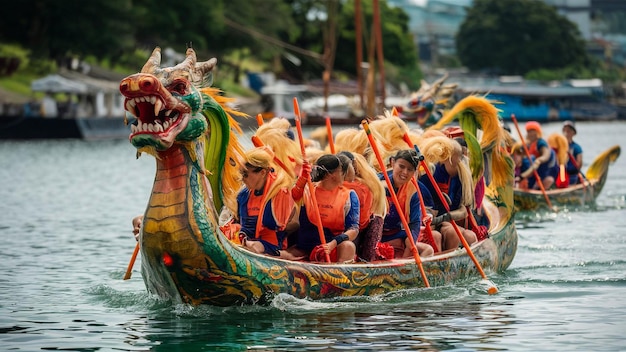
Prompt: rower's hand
<box><xmin>323</xmin><ymin>240</ymin><xmax>337</xmax><ymax>254</ymax></box>
<box><xmin>422</xmin><ymin>213</ymin><xmax>433</xmax><ymax>227</ymax></box>
<box><xmin>300</xmin><ymin>160</ymin><xmax>311</xmax><ymax>179</ymax></box>
<box><xmin>432</xmin><ymin>213</ymin><xmax>451</xmax><ymax>226</ymax></box>
<box><xmin>131</xmin><ymin>215</ymin><xmax>143</xmax><ymax>241</ymax></box>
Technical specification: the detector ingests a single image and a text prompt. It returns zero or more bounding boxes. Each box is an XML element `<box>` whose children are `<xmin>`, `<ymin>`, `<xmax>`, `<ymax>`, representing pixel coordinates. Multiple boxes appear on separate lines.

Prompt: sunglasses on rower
<box><xmin>240</xmin><ymin>166</ymin><xmax>264</xmax><ymax>179</ymax></box>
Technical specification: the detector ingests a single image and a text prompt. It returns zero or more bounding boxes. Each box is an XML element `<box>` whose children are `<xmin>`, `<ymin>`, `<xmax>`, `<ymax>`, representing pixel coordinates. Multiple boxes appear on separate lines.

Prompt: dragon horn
<box><xmin>184</xmin><ymin>47</ymin><xmax>197</xmax><ymax>69</ymax></box>
<box><xmin>193</xmin><ymin>57</ymin><xmax>217</xmax><ymax>88</ymax></box>
<box><xmin>141</xmin><ymin>47</ymin><xmax>162</xmax><ymax>74</ymax></box>
<box><xmin>171</xmin><ymin>48</ymin><xmax>196</xmax><ymax>72</ymax></box>
<box><xmin>196</xmin><ymin>58</ymin><xmax>217</xmax><ymax>77</ymax></box>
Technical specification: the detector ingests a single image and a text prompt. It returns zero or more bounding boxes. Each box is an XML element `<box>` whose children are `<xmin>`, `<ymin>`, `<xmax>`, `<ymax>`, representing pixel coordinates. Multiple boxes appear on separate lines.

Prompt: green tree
<box><xmin>338</xmin><ymin>0</ymin><xmax>419</xmax><ymax>88</ymax></box>
<box><xmin>0</xmin><ymin>0</ymin><xmax>134</xmax><ymax>63</ymax></box>
<box><xmin>337</xmin><ymin>0</ymin><xmax>417</xmax><ymax>70</ymax></box>
<box><xmin>278</xmin><ymin>0</ymin><xmax>419</xmax><ymax>86</ymax></box>
<box><xmin>131</xmin><ymin>0</ymin><xmax>224</xmax><ymax>55</ymax></box>
<box><xmin>456</xmin><ymin>0</ymin><xmax>589</xmax><ymax>75</ymax></box>
<box><xmin>220</xmin><ymin>0</ymin><xmax>297</xmax><ymax>57</ymax></box>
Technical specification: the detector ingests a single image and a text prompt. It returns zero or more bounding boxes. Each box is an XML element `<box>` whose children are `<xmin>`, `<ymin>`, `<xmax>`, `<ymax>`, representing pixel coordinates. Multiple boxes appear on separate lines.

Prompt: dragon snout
<box><xmin>120</xmin><ymin>74</ymin><xmax>161</xmax><ymax>96</ymax></box>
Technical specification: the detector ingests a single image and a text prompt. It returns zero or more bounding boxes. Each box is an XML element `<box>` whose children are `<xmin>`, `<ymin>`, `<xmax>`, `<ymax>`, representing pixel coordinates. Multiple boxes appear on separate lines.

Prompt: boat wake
<box><xmin>268</xmin><ymin>280</ymin><xmax>501</xmax><ymax>312</ymax></box>
<box><xmin>84</xmin><ymin>283</ymin><xmax>170</xmax><ymax>311</ymax></box>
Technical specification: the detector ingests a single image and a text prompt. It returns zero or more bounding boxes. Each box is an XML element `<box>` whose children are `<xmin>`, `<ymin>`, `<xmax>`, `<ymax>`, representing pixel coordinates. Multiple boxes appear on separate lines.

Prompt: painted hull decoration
<box><xmin>120</xmin><ymin>47</ymin><xmax>518</xmax><ymax>306</ymax></box>
<box><xmin>514</xmin><ymin>145</ymin><xmax>621</xmax><ymax>211</ymax></box>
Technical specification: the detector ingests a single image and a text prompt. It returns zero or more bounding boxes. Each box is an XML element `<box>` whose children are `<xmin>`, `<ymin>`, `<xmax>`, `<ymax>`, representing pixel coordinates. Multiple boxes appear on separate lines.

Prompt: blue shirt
<box><xmin>236</xmin><ymin>188</ymin><xmax>282</xmax><ymax>239</ymax></box>
<box><xmin>419</xmin><ymin>164</ymin><xmax>462</xmax><ymax>214</ymax></box>
<box><xmin>382</xmin><ymin>173</ymin><xmax>423</xmax><ymax>238</ymax></box>
<box><xmin>566</xmin><ymin>141</ymin><xmax>583</xmax><ymax>174</ymax></box>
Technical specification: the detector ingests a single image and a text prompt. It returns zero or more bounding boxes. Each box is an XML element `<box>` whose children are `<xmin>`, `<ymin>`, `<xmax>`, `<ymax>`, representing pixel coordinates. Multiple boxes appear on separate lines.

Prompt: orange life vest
<box><xmin>528</xmin><ymin>140</ymin><xmax>540</xmax><ymax>158</ymax></box>
<box><xmin>248</xmin><ymin>175</ymin><xmax>294</xmax><ymax>246</ymax></box>
<box><xmin>246</xmin><ymin>188</ymin><xmax>278</xmax><ymax>245</ymax></box>
<box><xmin>386</xmin><ymin>179</ymin><xmax>418</xmax><ymax>220</ymax></box>
<box><xmin>305</xmin><ymin>185</ymin><xmax>351</xmax><ymax>235</ymax></box>
<box><xmin>343</xmin><ymin>180</ymin><xmax>372</xmax><ymax>230</ymax></box>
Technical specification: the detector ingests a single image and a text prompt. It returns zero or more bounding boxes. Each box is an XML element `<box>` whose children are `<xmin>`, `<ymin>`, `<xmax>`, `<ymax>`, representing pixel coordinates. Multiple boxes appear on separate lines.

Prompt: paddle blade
<box><xmin>556</xmin><ymin>164</ymin><xmax>569</xmax><ymax>189</ymax></box>
<box><xmin>481</xmin><ymin>279</ymin><xmax>499</xmax><ymax>295</ymax></box>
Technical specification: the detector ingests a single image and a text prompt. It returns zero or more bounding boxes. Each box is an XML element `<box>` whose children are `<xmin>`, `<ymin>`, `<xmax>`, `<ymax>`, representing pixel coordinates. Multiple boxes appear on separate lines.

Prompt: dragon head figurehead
<box><xmin>403</xmin><ymin>73</ymin><xmax>458</xmax><ymax>128</ymax></box>
<box><xmin>119</xmin><ymin>46</ymin><xmax>246</xmax><ymax>214</ymax></box>
<box><xmin>120</xmin><ymin>46</ymin><xmax>216</xmax><ymax>151</ymax></box>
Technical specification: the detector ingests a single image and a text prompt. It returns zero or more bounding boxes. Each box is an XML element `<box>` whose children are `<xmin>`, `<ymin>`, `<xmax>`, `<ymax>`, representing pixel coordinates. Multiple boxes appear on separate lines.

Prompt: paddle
<box><xmin>123</xmin><ymin>242</ymin><xmax>140</xmax><ymax>280</ymax></box>
<box><xmin>399</xmin><ymin>125</ymin><xmax>482</xmax><ymax>246</ymax></box>
<box><xmin>362</xmin><ymin>120</ymin><xmax>431</xmax><ymax>288</ymax></box>
<box><xmin>293</xmin><ymin>98</ymin><xmax>331</xmax><ymax>263</ymax></box>
<box><xmin>510</xmin><ymin>114</ymin><xmax>555</xmax><ymax>211</ymax></box>
<box><xmin>251</xmin><ymin>136</ymin><xmax>291</xmax><ymax>172</ymax></box>
<box><xmin>409</xmin><ymin>142</ymin><xmax>498</xmax><ymax>295</ymax></box>
<box><xmin>567</xmin><ymin>152</ymin><xmax>588</xmax><ymax>188</ymax></box>
<box><xmin>325</xmin><ymin>116</ymin><xmax>336</xmax><ymax>154</ymax></box>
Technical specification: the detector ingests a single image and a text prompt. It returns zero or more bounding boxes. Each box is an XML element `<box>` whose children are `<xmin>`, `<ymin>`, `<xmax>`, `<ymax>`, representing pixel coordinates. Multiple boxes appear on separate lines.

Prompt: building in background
<box><xmin>388</xmin><ymin>0</ymin><xmax>470</xmax><ymax>69</ymax></box>
<box><xmin>388</xmin><ymin>0</ymin><xmax>626</xmax><ymax>69</ymax></box>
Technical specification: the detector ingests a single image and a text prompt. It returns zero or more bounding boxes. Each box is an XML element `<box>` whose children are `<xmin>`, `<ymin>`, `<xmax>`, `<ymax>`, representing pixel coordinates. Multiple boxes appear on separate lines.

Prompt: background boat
<box><xmin>514</xmin><ymin>144</ymin><xmax>621</xmax><ymax>211</ymax></box>
<box><xmin>257</xmin><ymin>79</ymin><xmax>409</xmax><ymax>125</ymax></box>
<box><xmin>0</xmin><ymin>70</ymin><xmax>129</xmax><ymax>140</ymax></box>
<box><xmin>456</xmin><ymin>77</ymin><xmax>619</xmax><ymax>122</ymax></box>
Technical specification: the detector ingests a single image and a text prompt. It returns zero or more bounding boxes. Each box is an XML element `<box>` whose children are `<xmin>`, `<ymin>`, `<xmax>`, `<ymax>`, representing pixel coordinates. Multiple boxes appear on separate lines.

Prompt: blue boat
<box><xmin>457</xmin><ymin>80</ymin><xmax>619</xmax><ymax>122</ymax></box>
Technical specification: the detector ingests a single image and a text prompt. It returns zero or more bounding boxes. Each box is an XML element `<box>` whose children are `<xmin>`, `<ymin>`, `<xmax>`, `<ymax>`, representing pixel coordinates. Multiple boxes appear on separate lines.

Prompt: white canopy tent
<box><xmin>31</xmin><ymin>74</ymin><xmax>88</xmax><ymax>94</ymax></box>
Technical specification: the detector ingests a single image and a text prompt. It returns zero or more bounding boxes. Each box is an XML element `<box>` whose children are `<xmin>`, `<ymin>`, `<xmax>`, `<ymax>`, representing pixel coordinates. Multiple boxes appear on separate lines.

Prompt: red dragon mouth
<box><xmin>120</xmin><ymin>72</ymin><xmax>193</xmax><ymax>140</ymax></box>
<box><xmin>125</xmin><ymin>95</ymin><xmax>183</xmax><ymax>135</ymax></box>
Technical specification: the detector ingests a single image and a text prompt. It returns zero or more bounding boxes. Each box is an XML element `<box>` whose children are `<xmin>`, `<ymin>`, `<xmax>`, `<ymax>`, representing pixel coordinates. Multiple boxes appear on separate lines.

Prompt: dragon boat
<box><xmin>119</xmin><ymin>47</ymin><xmax>518</xmax><ymax>306</ymax></box>
<box><xmin>514</xmin><ymin>145</ymin><xmax>621</xmax><ymax>211</ymax></box>
<box><xmin>395</xmin><ymin>73</ymin><xmax>458</xmax><ymax>128</ymax></box>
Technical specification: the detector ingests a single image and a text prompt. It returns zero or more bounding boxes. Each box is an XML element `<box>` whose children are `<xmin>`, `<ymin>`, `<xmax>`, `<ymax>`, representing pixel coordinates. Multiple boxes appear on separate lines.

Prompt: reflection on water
<box><xmin>112</xmin><ymin>291</ymin><xmax>517</xmax><ymax>351</ymax></box>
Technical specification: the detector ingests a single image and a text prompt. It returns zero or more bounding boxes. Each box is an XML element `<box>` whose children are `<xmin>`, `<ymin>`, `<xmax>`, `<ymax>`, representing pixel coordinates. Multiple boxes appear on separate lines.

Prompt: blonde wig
<box><xmin>420</xmin><ymin>136</ymin><xmax>475</xmax><ymax>208</ymax></box>
<box><xmin>334</xmin><ymin>127</ymin><xmax>372</xmax><ymax>156</ymax></box>
<box><xmin>350</xmin><ymin>152</ymin><xmax>387</xmax><ymax>217</ymax></box>
<box><xmin>254</xmin><ymin>118</ymin><xmax>302</xmax><ymax>179</ymax></box>
<box><xmin>547</xmin><ymin>132</ymin><xmax>569</xmax><ymax>165</ymax></box>
<box><xmin>244</xmin><ymin>146</ymin><xmax>293</xmax><ymax>210</ymax></box>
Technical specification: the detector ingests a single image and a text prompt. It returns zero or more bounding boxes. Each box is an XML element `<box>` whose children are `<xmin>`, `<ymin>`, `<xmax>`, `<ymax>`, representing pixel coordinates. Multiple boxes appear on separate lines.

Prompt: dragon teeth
<box><xmin>154</xmin><ymin>99</ymin><xmax>163</xmax><ymax>116</ymax></box>
<box><xmin>125</xmin><ymin>100</ymin><xmax>136</xmax><ymax>113</ymax></box>
<box><xmin>132</xmin><ymin>120</ymin><xmax>170</xmax><ymax>133</ymax></box>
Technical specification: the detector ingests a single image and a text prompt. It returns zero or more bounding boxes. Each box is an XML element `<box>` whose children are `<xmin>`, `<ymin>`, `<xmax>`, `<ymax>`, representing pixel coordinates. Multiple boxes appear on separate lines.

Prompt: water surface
<box><xmin>1</xmin><ymin>121</ymin><xmax>625</xmax><ymax>351</ymax></box>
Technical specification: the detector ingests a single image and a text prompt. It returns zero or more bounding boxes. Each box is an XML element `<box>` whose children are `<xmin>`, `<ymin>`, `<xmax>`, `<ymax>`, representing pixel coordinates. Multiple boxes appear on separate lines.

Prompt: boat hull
<box><xmin>514</xmin><ymin>181</ymin><xmax>598</xmax><ymax>210</ymax></box>
<box><xmin>141</xmin><ymin>201</ymin><xmax>517</xmax><ymax>306</ymax></box>
<box><xmin>514</xmin><ymin>145</ymin><xmax>620</xmax><ymax>211</ymax></box>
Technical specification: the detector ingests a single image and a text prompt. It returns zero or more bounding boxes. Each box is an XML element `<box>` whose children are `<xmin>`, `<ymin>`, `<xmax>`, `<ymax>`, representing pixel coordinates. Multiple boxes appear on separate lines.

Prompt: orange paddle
<box><xmin>362</xmin><ymin>120</ymin><xmax>430</xmax><ymax>287</ymax></box>
<box><xmin>123</xmin><ymin>243</ymin><xmax>140</xmax><ymax>280</ymax></box>
<box><xmin>293</xmin><ymin>98</ymin><xmax>331</xmax><ymax>263</ymax></box>
<box><xmin>510</xmin><ymin>114</ymin><xmax>555</xmax><ymax>211</ymax></box>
